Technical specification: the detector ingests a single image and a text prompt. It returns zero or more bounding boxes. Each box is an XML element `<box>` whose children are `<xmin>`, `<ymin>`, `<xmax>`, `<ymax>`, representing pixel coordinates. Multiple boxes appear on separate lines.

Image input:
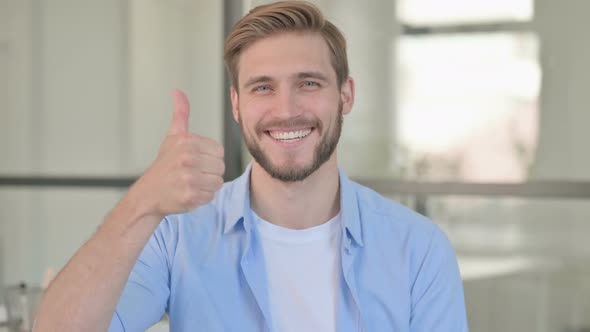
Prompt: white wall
<box><xmin>128</xmin><ymin>0</ymin><xmax>223</xmax><ymax>172</ymax></box>
<box><xmin>0</xmin><ymin>0</ymin><xmax>223</xmax><ymax>285</ymax></box>
<box><xmin>532</xmin><ymin>0</ymin><xmax>590</xmax><ymax>181</ymax></box>
<box><xmin>0</xmin><ymin>0</ymin><xmax>39</xmax><ymax>288</ymax></box>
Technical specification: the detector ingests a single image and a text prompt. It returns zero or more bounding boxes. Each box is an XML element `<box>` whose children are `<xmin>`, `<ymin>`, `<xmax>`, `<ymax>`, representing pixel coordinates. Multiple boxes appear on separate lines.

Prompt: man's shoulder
<box><xmin>350</xmin><ymin>180</ymin><xmax>430</xmax><ymax>223</ymax></box>
<box><xmin>349</xmin><ymin>179</ymin><xmax>440</xmax><ymax>239</ymax></box>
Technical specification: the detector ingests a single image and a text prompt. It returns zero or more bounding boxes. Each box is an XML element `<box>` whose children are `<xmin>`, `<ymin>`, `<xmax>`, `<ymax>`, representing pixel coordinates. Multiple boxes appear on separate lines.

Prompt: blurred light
<box><xmin>398</xmin><ymin>0</ymin><xmax>534</xmax><ymax>25</ymax></box>
<box><xmin>396</xmin><ymin>33</ymin><xmax>540</xmax><ymax>182</ymax></box>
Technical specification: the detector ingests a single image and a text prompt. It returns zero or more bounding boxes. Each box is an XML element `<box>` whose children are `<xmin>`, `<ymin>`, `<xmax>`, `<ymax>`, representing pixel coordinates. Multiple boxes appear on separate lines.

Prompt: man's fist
<box><xmin>131</xmin><ymin>90</ymin><xmax>225</xmax><ymax>219</ymax></box>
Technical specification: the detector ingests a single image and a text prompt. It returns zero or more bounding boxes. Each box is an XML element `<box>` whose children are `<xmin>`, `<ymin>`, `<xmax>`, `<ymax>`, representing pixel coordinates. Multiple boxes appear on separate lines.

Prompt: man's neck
<box><xmin>250</xmin><ymin>156</ymin><xmax>341</xmax><ymax>230</ymax></box>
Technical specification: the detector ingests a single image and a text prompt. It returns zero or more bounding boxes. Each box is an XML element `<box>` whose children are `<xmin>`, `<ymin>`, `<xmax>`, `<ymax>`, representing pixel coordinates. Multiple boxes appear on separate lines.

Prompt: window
<box><xmin>395</xmin><ymin>0</ymin><xmax>538</xmax><ymax>182</ymax></box>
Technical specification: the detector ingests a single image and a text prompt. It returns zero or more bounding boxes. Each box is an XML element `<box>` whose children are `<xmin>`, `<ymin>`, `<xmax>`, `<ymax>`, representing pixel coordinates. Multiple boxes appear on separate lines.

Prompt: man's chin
<box><xmin>269</xmin><ymin>169</ymin><xmax>314</xmax><ymax>182</ymax></box>
<box><xmin>257</xmin><ymin>160</ymin><xmax>317</xmax><ymax>183</ymax></box>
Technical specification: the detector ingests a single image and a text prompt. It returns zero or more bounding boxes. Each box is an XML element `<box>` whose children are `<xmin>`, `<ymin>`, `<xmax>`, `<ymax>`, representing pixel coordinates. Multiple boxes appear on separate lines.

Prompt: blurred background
<box><xmin>0</xmin><ymin>0</ymin><xmax>589</xmax><ymax>331</ymax></box>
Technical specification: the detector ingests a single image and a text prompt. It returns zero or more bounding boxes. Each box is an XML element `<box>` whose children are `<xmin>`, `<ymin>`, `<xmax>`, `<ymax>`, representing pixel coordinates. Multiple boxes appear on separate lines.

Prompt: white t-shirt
<box><xmin>253</xmin><ymin>211</ymin><xmax>342</xmax><ymax>332</ymax></box>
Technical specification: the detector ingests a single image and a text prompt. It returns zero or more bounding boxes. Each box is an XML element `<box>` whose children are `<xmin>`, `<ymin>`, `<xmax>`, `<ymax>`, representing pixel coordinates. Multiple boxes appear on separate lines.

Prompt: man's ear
<box><xmin>340</xmin><ymin>77</ymin><xmax>355</xmax><ymax>115</ymax></box>
<box><xmin>230</xmin><ymin>86</ymin><xmax>240</xmax><ymax>123</ymax></box>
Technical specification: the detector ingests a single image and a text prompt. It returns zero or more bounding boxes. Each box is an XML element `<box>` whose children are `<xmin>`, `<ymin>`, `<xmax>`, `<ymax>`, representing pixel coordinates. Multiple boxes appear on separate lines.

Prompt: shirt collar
<box><xmin>222</xmin><ymin>163</ymin><xmax>364</xmax><ymax>247</ymax></box>
<box><xmin>223</xmin><ymin>163</ymin><xmax>253</xmax><ymax>234</ymax></box>
<box><xmin>338</xmin><ymin>166</ymin><xmax>364</xmax><ymax>247</ymax></box>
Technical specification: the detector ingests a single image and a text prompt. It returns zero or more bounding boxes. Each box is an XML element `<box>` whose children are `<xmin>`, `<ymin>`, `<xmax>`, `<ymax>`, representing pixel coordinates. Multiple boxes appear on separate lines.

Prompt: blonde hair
<box><xmin>224</xmin><ymin>1</ymin><xmax>349</xmax><ymax>91</ymax></box>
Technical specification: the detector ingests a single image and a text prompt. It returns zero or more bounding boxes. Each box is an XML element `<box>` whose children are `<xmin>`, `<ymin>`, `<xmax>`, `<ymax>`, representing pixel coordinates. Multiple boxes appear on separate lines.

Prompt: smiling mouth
<box><xmin>266</xmin><ymin>128</ymin><xmax>313</xmax><ymax>142</ymax></box>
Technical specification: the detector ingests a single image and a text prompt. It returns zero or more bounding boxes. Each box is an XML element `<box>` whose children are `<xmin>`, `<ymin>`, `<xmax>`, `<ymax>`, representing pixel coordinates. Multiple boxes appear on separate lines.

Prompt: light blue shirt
<box><xmin>109</xmin><ymin>164</ymin><xmax>469</xmax><ymax>331</ymax></box>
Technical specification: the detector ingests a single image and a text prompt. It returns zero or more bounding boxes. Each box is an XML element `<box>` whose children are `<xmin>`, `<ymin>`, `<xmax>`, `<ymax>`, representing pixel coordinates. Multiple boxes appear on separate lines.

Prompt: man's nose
<box><xmin>272</xmin><ymin>87</ymin><xmax>300</xmax><ymax>118</ymax></box>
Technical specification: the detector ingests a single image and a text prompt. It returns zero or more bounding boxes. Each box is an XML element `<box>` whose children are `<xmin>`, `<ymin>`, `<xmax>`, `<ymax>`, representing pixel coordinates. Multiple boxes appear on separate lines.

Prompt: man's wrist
<box><xmin>119</xmin><ymin>180</ymin><xmax>163</xmax><ymax>227</ymax></box>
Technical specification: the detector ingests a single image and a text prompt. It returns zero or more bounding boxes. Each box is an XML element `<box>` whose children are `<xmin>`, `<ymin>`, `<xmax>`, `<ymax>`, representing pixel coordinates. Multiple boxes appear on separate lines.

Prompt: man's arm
<box><xmin>409</xmin><ymin>227</ymin><xmax>469</xmax><ymax>331</ymax></box>
<box><xmin>34</xmin><ymin>191</ymin><xmax>162</xmax><ymax>331</ymax></box>
<box><xmin>33</xmin><ymin>90</ymin><xmax>225</xmax><ymax>331</ymax></box>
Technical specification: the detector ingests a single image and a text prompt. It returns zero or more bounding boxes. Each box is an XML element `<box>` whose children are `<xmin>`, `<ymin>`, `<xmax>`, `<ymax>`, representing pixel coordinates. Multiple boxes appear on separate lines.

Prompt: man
<box><xmin>35</xmin><ymin>1</ymin><xmax>468</xmax><ymax>331</ymax></box>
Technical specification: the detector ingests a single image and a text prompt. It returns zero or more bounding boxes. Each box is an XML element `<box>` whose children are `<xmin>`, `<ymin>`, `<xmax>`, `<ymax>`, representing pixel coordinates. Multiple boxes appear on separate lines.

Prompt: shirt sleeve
<box><xmin>410</xmin><ymin>227</ymin><xmax>469</xmax><ymax>332</ymax></box>
<box><xmin>108</xmin><ymin>220</ymin><xmax>173</xmax><ymax>332</ymax></box>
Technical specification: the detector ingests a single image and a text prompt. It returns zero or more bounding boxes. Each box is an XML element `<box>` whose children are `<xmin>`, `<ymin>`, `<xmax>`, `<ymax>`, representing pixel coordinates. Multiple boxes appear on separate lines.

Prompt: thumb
<box><xmin>168</xmin><ymin>89</ymin><xmax>190</xmax><ymax>135</ymax></box>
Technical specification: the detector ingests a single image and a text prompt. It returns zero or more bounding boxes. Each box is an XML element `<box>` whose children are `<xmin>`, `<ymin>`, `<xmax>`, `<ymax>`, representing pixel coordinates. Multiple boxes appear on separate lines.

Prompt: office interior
<box><xmin>1</xmin><ymin>0</ymin><xmax>589</xmax><ymax>331</ymax></box>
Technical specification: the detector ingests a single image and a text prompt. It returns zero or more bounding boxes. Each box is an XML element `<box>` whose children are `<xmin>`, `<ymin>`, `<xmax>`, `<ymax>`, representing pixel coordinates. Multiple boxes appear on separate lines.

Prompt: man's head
<box><xmin>224</xmin><ymin>1</ymin><xmax>354</xmax><ymax>182</ymax></box>
<box><xmin>224</xmin><ymin>1</ymin><xmax>349</xmax><ymax>93</ymax></box>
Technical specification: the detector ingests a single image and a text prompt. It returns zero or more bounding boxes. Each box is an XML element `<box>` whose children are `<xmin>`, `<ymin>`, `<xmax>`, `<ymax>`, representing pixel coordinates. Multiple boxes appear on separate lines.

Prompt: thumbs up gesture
<box><xmin>131</xmin><ymin>90</ymin><xmax>225</xmax><ymax>219</ymax></box>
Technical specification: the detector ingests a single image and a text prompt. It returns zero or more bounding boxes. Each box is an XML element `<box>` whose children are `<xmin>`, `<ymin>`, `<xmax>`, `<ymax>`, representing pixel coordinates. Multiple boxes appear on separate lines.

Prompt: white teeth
<box><xmin>269</xmin><ymin>129</ymin><xmax>312</xmax><ymax>141</ymax></box>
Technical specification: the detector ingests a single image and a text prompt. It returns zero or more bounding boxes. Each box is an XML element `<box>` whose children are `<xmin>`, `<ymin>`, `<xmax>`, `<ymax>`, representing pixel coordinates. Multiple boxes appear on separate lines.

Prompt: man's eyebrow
<box><xmin>297</xmin><ymin>71</ymin><xmax>329</xmax><ymax>82</ymax></box>
<box><xmin>242</xmin><ymin>72</ymin><xmax>329</xmax><ymax>89</ymax></box>
<box><xmin>243</xmin><ymin>75</ymin><xmax>273</xmax><ymax>89</ymax></box>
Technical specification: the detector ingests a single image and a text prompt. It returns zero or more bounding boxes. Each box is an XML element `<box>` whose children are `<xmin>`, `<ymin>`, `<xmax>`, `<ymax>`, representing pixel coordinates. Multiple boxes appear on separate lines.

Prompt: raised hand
<box><xmin>132</xmin><ymin>90</ymin><xmax>225</xmax><ymax>219</ymax></box>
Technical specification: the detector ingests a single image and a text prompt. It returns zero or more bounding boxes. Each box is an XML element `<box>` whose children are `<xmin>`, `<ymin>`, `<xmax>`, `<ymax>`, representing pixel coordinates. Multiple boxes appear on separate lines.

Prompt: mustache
<box><xmin>256</xmin><ymin>115</ymin><xmax>321</xmax><ymax>132</ymax></box>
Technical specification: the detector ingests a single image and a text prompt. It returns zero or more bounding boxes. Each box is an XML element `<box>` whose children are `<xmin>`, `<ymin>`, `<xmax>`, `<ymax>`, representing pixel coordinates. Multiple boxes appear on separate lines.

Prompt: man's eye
<box><xmin>254</xmin><ymin>85</ymin><xmax>271</xmax><ymax>92</ymax></box>
<box><xmin>303</xmin><ymin>81</ymin><xmax>319</xmax><ymax>87</ymax></box>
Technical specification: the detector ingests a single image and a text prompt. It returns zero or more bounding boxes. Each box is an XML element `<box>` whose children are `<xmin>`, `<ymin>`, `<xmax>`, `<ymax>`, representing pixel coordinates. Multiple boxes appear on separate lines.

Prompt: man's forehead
<box><xmin>236</xmin><ymin>32</ymin><xmax>336</xmax><ymax>86</ymax></box>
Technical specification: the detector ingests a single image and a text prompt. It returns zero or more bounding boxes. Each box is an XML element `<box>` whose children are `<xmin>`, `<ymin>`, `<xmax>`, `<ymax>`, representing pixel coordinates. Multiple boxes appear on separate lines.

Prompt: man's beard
<box><xmin>239</xmin><ymin>101</ymin><xmax>343</xmax><ymax>182</ymax></box>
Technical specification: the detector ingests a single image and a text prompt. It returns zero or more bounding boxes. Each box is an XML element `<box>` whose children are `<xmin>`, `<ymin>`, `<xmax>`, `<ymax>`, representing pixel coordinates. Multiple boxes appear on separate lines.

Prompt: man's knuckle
<box><xmin>179</xmin><ymin>155</ymin><xmax>192</xmax><ymax>167</ymax></box>
<box><xmin>182</xmin><ymin>191</ymin><xmax>198</xmax><ymax>206</ymax></box>
<box><xmin>180</xmin><ymin>173</ymin><xmax>193</xmax><ymax>185</ymax></box>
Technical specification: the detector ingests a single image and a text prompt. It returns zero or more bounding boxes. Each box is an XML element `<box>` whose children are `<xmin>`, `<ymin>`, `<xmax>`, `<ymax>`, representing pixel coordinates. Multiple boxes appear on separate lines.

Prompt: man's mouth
<box><xmin>266</xmin><ymin>128</ymin><xmax>313</xmax><ymax>143</ymax></box>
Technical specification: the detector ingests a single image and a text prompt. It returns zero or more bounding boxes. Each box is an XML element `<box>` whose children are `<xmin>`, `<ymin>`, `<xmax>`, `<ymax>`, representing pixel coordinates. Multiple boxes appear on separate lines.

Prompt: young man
<box><xmin>35</xmin><ymin>1</ymin><xmax>468</xmax><ymax>331</ymax></box>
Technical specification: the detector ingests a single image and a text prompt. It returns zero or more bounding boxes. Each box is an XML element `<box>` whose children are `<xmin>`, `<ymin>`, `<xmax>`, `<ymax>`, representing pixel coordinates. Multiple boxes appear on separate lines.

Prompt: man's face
<box><xmin>231</xmin><ymin>32</ymin><xmax>354</xmax><ymax>182</ymax></box>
